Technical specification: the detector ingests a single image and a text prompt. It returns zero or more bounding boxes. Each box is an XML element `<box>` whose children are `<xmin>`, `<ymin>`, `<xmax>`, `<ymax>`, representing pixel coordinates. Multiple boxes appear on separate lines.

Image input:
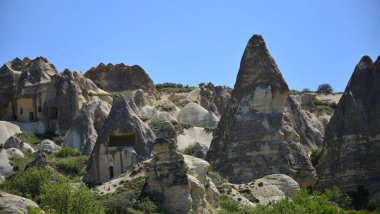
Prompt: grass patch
<box><xmin>50</xmin><ymin>155</ymin><xmax>88</xmax><ymax>178</ymax></box>
<box><xmin>55</xmin><ymin>147</ymin><xmax>81</xmax><ymax>158</ymax></box>
<box><xmin>155</xmin><ymin>82</ymin><xmax>195</xmax><ymax>93</ymax></box>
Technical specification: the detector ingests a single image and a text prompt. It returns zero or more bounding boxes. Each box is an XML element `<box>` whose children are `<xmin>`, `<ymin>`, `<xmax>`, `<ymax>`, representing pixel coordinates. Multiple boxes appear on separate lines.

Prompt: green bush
<box><xmin>271</xmin><ymin>190</ymin><xmax>344</xmax><ymax>214</ymax></box>
<box><xmin>367</xmin><ymin>199</ymin><xmax>377</xmax><ymax>211</ymax></box>
<box><xmin>41</xmin><ymin>182</ymin><xmax>104</xmax><ymax>214</ymax></box>
<box><xmin>52</xmin><ymin>156</ymin><xmax>87</xmax><ymax>177</ymax></box>
<box><xmin>55</xmin><ymin>147</ymin><xmax>81</xmax><ymax>158</ymax></box>
<box><xmin>0</xmin><ymin>167</ymin><xmax>51</xmax><ymax>201</ymax></box>
<box><xmin>219</xmin><ymin>196</ymin><xmax>266</xmax><ymax>214</ymax></box>
<box><xmin>317</xmin><ymin>83</ymin><xmax>333</xmax><ymax>94</ymax></box>
<box><xmin>310</xmin><ymin>149</ymin><xmax>323</xmax><ymax>167</ymax></box>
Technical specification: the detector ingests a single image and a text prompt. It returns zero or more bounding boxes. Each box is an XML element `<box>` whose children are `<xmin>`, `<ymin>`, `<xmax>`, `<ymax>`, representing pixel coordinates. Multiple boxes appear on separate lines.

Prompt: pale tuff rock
<box><xmin>0</xmin><ymin>191</ymin><xmax>40</xmax><ymax>214</ymax></box>
<box><xmin>178</xmin><ymin>102</ymin><xmax>220</xmax><ymax>128</ymax></box>
<box><xmin>206</xmin><ymin>34</ymin><xmax>316</xmax><ymax>187</ymax></box>
<box><xmin>177</xmin><ymin>127</ymin><xmax>213</xmax><ymax>151</ymax></box>
<box><xmin>217</xmin><ymin>174</ymin><xmax>300</xmax><ymax>207</ymax></box>
<box><xmin>199</xmin><ymin>83</ymin><xmax>231</xmax><ymax>117</ymax></box>
<box><xmin>38</xmin><ymin>139</ymin><xmax>61</xmax><ymax>152</ymax></box>
<box><xmin>85</xmin><ymin>63</ymin><xmax>160</xmax><ymax>99</ymax></box>
<box><xmin>0</xmin><ymin>121</ymin><xmax>21</xmax><ymax>145</ymax></box>
<box><xmin>4</xmin><ymin>136</ymin><xmax>35</xmax><ymax>154</ymax></box>
<box><xmin>83</xmin><ymin>96</ymin><xmax>155</xmax><ymax>185</ymax></box>
<box><xmin>6</xmin><ymin>148</ymin><xmax>24</xmax><ymax>159</ymax></box>
<box><xmin>317</xmin><ymin>56</ymin><xmax>380</xmax><ymax>207</ymax></box>
<box><xmin>64</xmin><ymin>98</ymin><xmax>111</xmax><ymax>155</ymax></box>
<box><xmin>146</xmin><ymin>122</ymin><xmax>219</xmax><ymax>214</ymax></box>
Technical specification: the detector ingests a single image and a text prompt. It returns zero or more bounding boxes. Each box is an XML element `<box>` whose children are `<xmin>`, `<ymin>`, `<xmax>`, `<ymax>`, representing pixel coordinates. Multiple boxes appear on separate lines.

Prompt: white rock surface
<box><xmin>0</xmin><ymin>121</ymin><xmax>21</xmax><ymax>145</ymax></box>
<box><xmin>177</xmin><ymin>127</ymin><xmax>213</xmax><ymax>150</ymax></box>
<box><xmin>38</xmin><ymin>139</ymin><xmax>61</xmax><ymax>152</ymax></box>
<box><xmin>177</xmin><ymin>102</ymin><xmax>220</xmax><ymax>128</ymax></box>
<box><xmin>0</xmin><ymin>191</ymin><xmax>39</xmax><ymax>214</ymax></box>
<box><xmin>0</xmin><ymin>150</ymin><xmax>13</xmax><ymax>177</ymax></box>
<box><xmin>6</xmin><ymin>148</ymin><xmax>24</xmax><ymax>159</ymax></box>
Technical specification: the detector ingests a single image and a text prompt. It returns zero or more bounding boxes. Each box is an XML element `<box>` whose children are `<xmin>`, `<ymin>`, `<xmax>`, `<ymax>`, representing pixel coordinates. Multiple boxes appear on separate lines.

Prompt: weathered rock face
<box><xmin>216</xmin><ymin>174</ymin><xmax>300</xmax><ymax>207</ymax></box>
<box><xmin>4</xmin><ymin>136</ymin><xmax>35</xmax><ymax>154</ymax></box>
<box><xmin>17</xmin><ymin>56</ymin><xmax>57</xmax><ymax>88</ymax></box>
<box><xmin>85</xmin><ymin>63</ymin><xmax>160</xmax><ymax>98</ymax></box>
<box><xmin>283</xmin><ymin>95</ymin><xmax>325</xmax><ymax>150</ymax></box>
<box><xmin>37</xmin><ymin>68</ymin><xmax>112</xmax><ymax>134</ymax></box>
<box><xmin>317</xmin><ymin>56</ymin><xmax>380</xmax><ymax>206</ymax></box>
<box><xmin>199</xmin><ymin>82</ymin><xmax>231</xmax><ymax>116</ymax></box>
<box><xmin>0</xmin><ymin>191</ymin><xmax>40</xmax><ymax>214</ymax></box>
<box><xmin>206</xmin><ymin>35</ymin><xmax>316</xmax><ymax>187</ymax></box>
<box><xmin>145</xmin><ymin>122</ymin><xmax>219</xmax><ymax>213</ymax></box>
<box><xmin>0</xmin><ymin>58</ymin><xmax>26</xmax><ymax>120</ymax></box>
<box><xmin>178</xmin><ymin>102</ymin><xmax>220</xmax><ymax>128</ymax></box>
<box><xmin>0</xmin><ymin>57</ymin><xmax>57</xmax><ymax>121</ymax></box>
<box><xmin>83</xmin><ymin>96</ymin><xmax>156</xmax><ymax>184</ymax></box>
<box><xmin>64</xmin><ymin>98</ymin><xmax>111</xmax><ymax>155</ymax></box>
<box><xmin>25</xmin><ymin>150</ymin><xmax>48</xmax><ymax>171</ymax></box>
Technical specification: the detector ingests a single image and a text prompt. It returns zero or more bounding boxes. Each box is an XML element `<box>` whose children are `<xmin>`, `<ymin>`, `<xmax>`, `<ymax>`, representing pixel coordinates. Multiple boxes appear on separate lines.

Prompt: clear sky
<box><xmin>1</xmin><ymin>0</ymin><xmax>379</xmax><ymax>92</ymax></box>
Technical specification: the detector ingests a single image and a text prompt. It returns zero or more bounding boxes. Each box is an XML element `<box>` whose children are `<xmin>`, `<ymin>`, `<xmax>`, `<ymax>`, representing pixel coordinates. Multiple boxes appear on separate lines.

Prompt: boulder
<box><xmin>317</xmin><ymin>56</ymin><xmax>380</xmax><ymax>208</ymax></box>
<box><xmin>178</xmin><ymin>102</ymin><xmax>220</xmax><ymax>128</ymax></box>
<box><xmin>0</xmin><ymin>150</ymin><xmax>13</xmax><ymax>177</ymax></box>
<box><xmin>64</xmin><ymin>98</ymin><xmax>111</xmax><ymax>155</ymax></box>
<box><xmin>0</xmin><ymin>121</ymin><xmax>21</xmax><ymax>145</ymax></box>
<box><xmin>83</xmin><ymin>96</ymin><xmax>156</xmax><ymax>184</ymax></box>
<box><xmin>145</xmin><ymin>122</ymin><xmax>219</xmax><ymax>213</ymax></box>
<box><xmin>206</xmin><ymin>34</ymin><xmax>316</xmax><ymax>187</ymax></box>
<box><xmin>85</xmin><ymin>63</ymin><xmax>160</xmax><ymax>99</ymax></box>
<box><xmin>6</xmin><ymin>148</ymin><xmax>24</xmax><ymax>159</ymax></box>
<box><xmin>0</xmin><ymin>192</ymin><xmax>39</xmax><ymax>214</ymax></box>
<box><xmin>4</xmin><ymin>136</ymin><xmax>35</xmax><ymax>154</ymax></box>
<box><xmin>25</xmin><ymin>150</ymin><xmax>47</xmax><ymax>170</ymax></box>
<box><xmin>38</xmin><ymin>139</ymin><xmax>61</xmax><ymax>152</ymax></box>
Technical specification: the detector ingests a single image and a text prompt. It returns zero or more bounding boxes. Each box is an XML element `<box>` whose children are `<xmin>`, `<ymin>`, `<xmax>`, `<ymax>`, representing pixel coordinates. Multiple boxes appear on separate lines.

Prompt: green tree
<box><xmin>317</xmin><ymin>83</ymin><xmax>333</xmax><ymax>94</ymax></box>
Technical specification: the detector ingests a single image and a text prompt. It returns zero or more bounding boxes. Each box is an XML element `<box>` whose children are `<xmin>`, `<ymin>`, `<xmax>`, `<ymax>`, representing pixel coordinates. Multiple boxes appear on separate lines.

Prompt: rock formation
<box><xmin>83</xmin><ymin>96</ymin><xmax>156</xmax><ymax>184</ymax></box>
<box><xmin>0</xmin><ymin>191</ymin><xmax>40</xmax><ymax>214</ymax></box>
<box><xmin>85</xmin><ymin>63</ymin><xmax>160</xmax><ymax>98</ymax></box>
<box><xmin>0</xmin><ymin>58</ymin><xmax>26</xmax><ymax>120</ymax></box>
<box><xmin>317</xmin><ymin>56</ymin><xmax>380</xmax><ymax>207</ymax></box>
<box><xmin>177</xmin><ymin>102</ymin><xmax>220</xmax><ymax>128</ymax></box>
<box><xmin>145</xmin><ymin>122</ymin><xmax>219</xmax><ymax>213</ymax></box>
<box><xmin>24</xmin><ymin>150</ymin><xmax>48</xmax><ymax>171</ymax></box>
<box><xmin>0</xmin><ymin>121</ymin><xmax>21</xmax><ymax>145</ymax></box>
<box><xmin>283</xmin><ymin>95</ymin><xmax>325</xmax><ymax>150</ymax></box>
<box><xmin>64</xmin><ymin>98</ymin><xmax>111</xmax><ymax>155</ymax></box>
<box><xmin>4</xmin><ymin>136</ymin><xmax>35</xmax><ymax>154</ymax></box>
<box><xmin>215</xmin><ymin>174</ymin><xmax>300</xmax><ymax>206</ymax></box>
<box><xmin>206</xmin><ymin>34</ymin><xmax>316</xmax><ymax>187</ymax></box>
<box><xmin>0</xmin><ymin>57</ymin><xmax>57</xmax><ymax>122</ymax></box>
<box><xmin>199</xmin><ymin>82</ymin><xmax>231</xmax><ymax>116</ymax></box>
<box><xmin>48</xmin><ymin>69</ymin><xmax>111</xmax><ymax>132</ymax></box>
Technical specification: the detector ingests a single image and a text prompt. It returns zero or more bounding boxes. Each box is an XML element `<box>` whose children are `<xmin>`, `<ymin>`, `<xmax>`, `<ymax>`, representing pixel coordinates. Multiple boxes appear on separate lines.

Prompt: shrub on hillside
<box><xmin>0</xmin><ymin>167</ymin><xmax>51</xmax><ymax>201</ymax></box>
<box><xmin>55</xmin><ymin>147</ymin><xmax>81</xmax><ymax>158</ymax></box>
<box><xmin>41</xmin><ymin>182</ymin><xmax>104</xmax><ymax>214</ymax></box>
<box><xmin>317</xmin><ymin>83</ymin><xmax>333</xmax><ymax>94</ymax></box>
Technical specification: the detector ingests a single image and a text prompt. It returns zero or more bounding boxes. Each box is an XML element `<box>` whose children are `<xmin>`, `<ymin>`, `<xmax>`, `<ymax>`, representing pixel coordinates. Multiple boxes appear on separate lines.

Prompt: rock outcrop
<box><xmin>85</xmin><ymin>63</ymin><xmax>160</xmax><ymax>98</ymax></box>
<box><xmin>0</xmin><ymin>58</ymin><xmax>26</xmax><ymax>120</ymax></box>
<box><xmin>83</xmin><ymin>96</ymin><xmax>155</xmax><ymax>184</ymax></box>
<box><xmin>317</xmin><ymin>56</ymin><xmax>380</xmax><ymax>207</ymax></box>
<box><xmin>199</xmin><ymin>82</ymin><xmax>231</xmax><ymax>116</ymax></box>
<box><xmin>178</xmin><ymin>102</ymin><xmax>220</xmax><ymax>128</ymax></box>
<box><xmin>25</xmin><ymin>150</ymin><xmax>48</xmax><ymax>170</ymax></box>
<box><xmin>64</xmin><ymin>98</ymin><xmax>111</xmax><ymax>155</ymax></box>
<box><xmin>145</xmin><ymin>122</ymin><xmax>219</xmax><ymax>213</ymax></box>
<box><xmin>0</xmin><ymin>121</ymin><xmax>21</xmax><ymax>145</ymax></box>
<box><xmin>0</xmin><ymin>191</ymin><xmax>40</xmax><ymax>214</ymax></box>
<box><xmin>206</xmin><ymin>35</ymin><xmax>316</xmax><ymax>187</ymax></box>
<box><xmin>216</xmin><ymin>174</ymin><xmax>300</xmax><ymax>206</ymax></box>
<box><xmin>49</xmin><ymin>69</ymin><xmax>110</xmax><ymax>132</ymax></box>
<box><xmin>4</xmin><ymin>136</ymin><xmax>35</xmax><ymax>154</ymax></box>
<box><xmin>283</xmin><ymin>95</ymin><xmax>325</xmax><ymax>150</ymax></box>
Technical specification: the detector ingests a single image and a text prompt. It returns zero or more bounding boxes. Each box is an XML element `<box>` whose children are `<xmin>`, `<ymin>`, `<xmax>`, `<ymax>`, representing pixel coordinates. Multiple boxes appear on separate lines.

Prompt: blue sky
<box><xmin>1</xmin><ymin>0</ymin><xmax>379</xmax><ymax>92</ymax></box>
